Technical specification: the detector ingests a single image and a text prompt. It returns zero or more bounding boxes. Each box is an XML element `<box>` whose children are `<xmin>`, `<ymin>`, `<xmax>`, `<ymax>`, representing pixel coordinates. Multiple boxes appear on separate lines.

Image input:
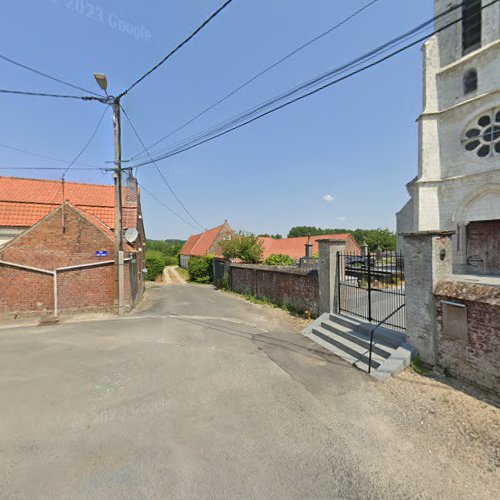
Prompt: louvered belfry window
<box><xmin>462</xmin><ymin>0</ymin><xmax>482</xmax><ymax>54</ymax></box>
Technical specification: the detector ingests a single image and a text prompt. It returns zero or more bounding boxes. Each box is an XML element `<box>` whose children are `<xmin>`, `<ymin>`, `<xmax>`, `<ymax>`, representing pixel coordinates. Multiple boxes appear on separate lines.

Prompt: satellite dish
<box><xmin>125</xmin><ymin>227</ymin><xmax>139</xmax><ymax>244</ymax></box>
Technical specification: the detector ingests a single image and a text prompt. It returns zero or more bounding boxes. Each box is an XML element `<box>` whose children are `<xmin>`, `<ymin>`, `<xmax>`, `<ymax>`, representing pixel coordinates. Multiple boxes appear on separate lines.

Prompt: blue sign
<box><xmin>95</xmin><ymin>250</ymin><xmax>108</xmax><ymax>257</ymax></box>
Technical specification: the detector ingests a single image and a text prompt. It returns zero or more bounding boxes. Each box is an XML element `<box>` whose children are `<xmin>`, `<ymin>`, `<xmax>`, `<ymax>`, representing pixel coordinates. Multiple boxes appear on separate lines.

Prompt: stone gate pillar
<box><xmin>403</xmin><ymin>231</ymin><xmax>454</xmax><ymax>364</ymax></box>
<box><xmin>318</xmin><ymin>239</ymin><xmax>347</xmax><ymax>315</ymax></box>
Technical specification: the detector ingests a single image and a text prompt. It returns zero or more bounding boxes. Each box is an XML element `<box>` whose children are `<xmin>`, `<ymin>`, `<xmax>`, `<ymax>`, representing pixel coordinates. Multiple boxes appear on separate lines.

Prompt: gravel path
<box><xmin>160</xmin><ymin>266</ymin><xmax>186</xmax><ymax>285</ymax></box>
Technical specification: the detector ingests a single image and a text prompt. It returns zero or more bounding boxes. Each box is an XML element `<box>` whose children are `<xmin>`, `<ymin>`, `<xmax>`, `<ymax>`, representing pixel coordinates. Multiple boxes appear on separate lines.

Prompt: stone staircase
<box><xmin>302</xmin><ymin>313</ymin><xmax>416</xmax><ymax>380</ymax></box>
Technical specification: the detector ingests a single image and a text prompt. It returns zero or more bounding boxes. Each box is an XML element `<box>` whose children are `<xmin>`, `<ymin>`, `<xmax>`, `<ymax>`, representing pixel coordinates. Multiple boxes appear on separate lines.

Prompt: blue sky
<box><xmin>1</xmin><ymin>0</ymin><xmax>432</xmax><ymax>239</ymax></box>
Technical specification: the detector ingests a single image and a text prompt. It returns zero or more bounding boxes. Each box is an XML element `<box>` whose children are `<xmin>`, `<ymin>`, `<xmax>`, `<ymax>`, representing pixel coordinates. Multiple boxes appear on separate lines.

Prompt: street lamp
<box><xmin>93</xmin><ymin>73</ymin><xmax>109</xmax><ymax>95</ymax></box>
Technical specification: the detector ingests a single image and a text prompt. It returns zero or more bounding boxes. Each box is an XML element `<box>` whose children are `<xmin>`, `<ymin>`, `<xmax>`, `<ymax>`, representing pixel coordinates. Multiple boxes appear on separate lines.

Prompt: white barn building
<box><xmin>397</xmin><ymin>0</ymin><xmax>500</xmax><ymax>275</ymax></box>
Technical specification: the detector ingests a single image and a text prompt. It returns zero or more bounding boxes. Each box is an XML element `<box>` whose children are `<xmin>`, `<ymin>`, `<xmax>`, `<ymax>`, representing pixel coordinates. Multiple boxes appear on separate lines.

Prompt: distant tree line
<box><xmin>287</xmin><ymin>226</ymin><xmax>397</xmax><ymax>251</ymax></box>
<box><xmin>258</xmin><ymin>233</ymin><xmax>282</xmax><ymax>239</ymax></box>
<box><xmin>146</xmin><ymin>239</ymin><xmax>185</xmax><ymax>256</ymax></box>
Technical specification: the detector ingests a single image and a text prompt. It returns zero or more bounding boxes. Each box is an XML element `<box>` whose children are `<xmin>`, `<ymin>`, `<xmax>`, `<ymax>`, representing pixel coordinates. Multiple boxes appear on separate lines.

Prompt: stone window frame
<box><xmin>462</xmin><ymin>108</ymin><xmax>500</xmax><ymax>158</ymax></box>
<box><xmin>463</xmin><ymin>68</ymin><xmax>478</xmax><ymax>94</ymax></box>
<box><xmin>462</xmin><ymin>0</ymin><xmax>482</xmax><ymax>55</ymax></box>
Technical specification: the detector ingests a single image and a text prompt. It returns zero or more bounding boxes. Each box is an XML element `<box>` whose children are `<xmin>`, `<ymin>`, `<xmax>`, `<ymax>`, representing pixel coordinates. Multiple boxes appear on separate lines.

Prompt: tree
<box><xmin>286</xmin><ymin>226</ymin><xmax>397</xmax><ymax>251</ymax></box>
<box><xmin>258</xmin><ymin>233</ymin><xmax>282</xmax><ymax>239</ymax></box>
<box><xmin>146</xmin><ymin>239</ymin><xmax>185</xmax><ymax>257</ymax></box>
<box><xmin>220</xmin><ymin>232</ymin><xmax>263</xmax><ymax>263</ymax></box>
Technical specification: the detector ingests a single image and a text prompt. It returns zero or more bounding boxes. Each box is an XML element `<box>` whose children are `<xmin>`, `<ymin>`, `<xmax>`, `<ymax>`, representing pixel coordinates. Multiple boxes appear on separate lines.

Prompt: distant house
<box><xmin>0</xmin><ymin>176</ymin><xmax>145</xmax><ymax>317</ymax></box>
<box><xmin>259</xmin><ymin>234</ymin><xmax>361</xmax><ymax>261</ymax></box>
<box><xmin>179</xmin><ymin>220</ymin><xmax>233</xmax><ymax>268</ymax></box>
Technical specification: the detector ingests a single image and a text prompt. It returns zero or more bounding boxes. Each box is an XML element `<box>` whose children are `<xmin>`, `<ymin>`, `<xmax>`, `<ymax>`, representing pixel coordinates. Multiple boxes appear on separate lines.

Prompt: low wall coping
<box><xmin>401</xmin><ymin>230</ymin><xmax>455</xmax><ymax>238</ymax></box>
<box><xmin>435</xmin><ymin>280</ymin><xmax>500</xmax><ymax>306</ymax></box>
<box><xmin>230</xmin><ymin>263</ymin><xmax>316</xmax><ymax>276</ymax></box>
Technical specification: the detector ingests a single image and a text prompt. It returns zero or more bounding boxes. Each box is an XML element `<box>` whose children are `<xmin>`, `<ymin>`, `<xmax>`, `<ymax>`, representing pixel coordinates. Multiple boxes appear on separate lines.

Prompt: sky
<box><xmin>0</xmin><ymin>0</ymin><xmax>433</xmax><ymax>240</ymax></box>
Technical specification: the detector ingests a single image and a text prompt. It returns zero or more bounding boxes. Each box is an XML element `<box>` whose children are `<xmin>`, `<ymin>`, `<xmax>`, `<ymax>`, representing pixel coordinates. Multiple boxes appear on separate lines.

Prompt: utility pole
<box><xmin>94</xmin><ymin>73</ymin><xmax>126</xmax><ymax>315</ymax></box>
<box><xmin>112</xmin><ymin>96</ymin><xmax>125</xmax><ymax>315</ymax></box>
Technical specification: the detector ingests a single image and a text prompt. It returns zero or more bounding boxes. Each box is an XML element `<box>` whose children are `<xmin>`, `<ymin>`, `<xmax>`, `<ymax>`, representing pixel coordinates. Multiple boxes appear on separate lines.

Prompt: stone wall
<box><xmin>229</xmin><ymin>264</ymin><xmax>319</xmax><ymax>317</ymax></box>
<box><xmin>435</xmin><ymin>281</ymin><xmax>500</xmax><ymax>394</ymax></box>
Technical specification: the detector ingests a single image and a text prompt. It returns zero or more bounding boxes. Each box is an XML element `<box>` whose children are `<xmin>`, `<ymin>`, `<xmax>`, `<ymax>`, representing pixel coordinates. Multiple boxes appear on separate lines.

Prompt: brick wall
<box><xmin>1</xmin><ymin>206</ymin><xmax>115</xmax><ymax>269</ymax></box>
<box><xmin>57</xmin><ymin>265</ymin><xmax>115</xmax><ymax>314</ymax></box>
<box><xmin>229</xmin><ymin>264</ymin><xmax>319</xmax><ymax>317</ymax></box>
<box><xmin>209</xmin><ymin>221</ymin><xmax>233</xmax><ymax>257</ymax></box>
<box><xmin>435</xmin><ymin>281</ymin><xmax>500</xmax><ymax>394</ymax></box>
<box><xmin>0</xmin><ymin>267</ymin><xmax>54</xmax><ymax>318</ymax></box>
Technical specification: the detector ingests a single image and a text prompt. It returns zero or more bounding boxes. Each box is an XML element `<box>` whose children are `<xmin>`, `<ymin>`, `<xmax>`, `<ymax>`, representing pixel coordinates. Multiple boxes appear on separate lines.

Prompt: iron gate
<box><xmin>337</xmin><ymin>251</ymin><xmax>406</xmax><ymax>331</ymax></box>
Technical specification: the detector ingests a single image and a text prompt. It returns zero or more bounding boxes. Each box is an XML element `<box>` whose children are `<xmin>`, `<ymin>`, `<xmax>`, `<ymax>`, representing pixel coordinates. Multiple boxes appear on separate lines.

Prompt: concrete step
<box><xmin>307</xmin><ymin>328</ymin><xmax>373</xmax><ymax>374</ymax></box>
<box><xmin>311</xmin><ymin>325</ymin><xmax>384</xmax><ymax>370</ymax></box>
<box><xmin>329</xmin><ymin>313</ymin><xmax>406</xmax><ymax>348</ymax></box>
<box><xmin>320</xmin><ymin>320</ymin><xmax>393</xmax><ymax>359</ymax></box>
<box><xmin>302</xmin><ymin>313</ymin><xmax>416</xmax><ymax>380</ymax></box>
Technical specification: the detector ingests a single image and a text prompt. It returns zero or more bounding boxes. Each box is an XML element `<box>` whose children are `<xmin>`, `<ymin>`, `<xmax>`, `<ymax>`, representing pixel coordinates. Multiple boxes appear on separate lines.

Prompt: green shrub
<box><xmin>188</xmin><ymin>256</ymin><xmax>213</xmax><ymax>283</ymax></box>
<box><xmin>264</xmin><ymin>253</ymin><xmax>295</xmax><ymax>266</ymax></box>
<box><xmin>145</xmin><ymin>250</ymin><xmax>166</xmax><ymax>281</ymax></box>
<box><xmin>163</xmin><ymin>255</ymin><xmax>178</xmax><ymax>266</ymax></box>
<box><xmin>220</xmin><ymin>232</ymin><xmax>263</xmax><ymax>263</ymax></box>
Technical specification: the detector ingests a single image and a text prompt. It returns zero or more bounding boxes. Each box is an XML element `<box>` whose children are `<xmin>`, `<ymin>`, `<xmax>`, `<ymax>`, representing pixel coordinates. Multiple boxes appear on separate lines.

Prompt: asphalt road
<box><xmin>0</xmin><ymin>283</ymin><xmax>496</xmax><ymax>499</ymax></box>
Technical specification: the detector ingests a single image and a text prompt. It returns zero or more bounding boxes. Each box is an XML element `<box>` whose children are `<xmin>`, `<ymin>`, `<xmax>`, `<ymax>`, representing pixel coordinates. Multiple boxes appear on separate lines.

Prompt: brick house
<box><xmin>179</xmin><ymin>220</ymin><xmax>233</xmax><ymax>268</ymax></box>
<box><xmin>0</xmin><ymin>176</ymin><xmax>145</xmax><ymax>317</ymax></box>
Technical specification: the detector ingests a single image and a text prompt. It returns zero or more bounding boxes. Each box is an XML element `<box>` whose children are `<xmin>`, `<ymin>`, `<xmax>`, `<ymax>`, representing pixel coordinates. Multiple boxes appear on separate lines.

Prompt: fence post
<box><xmin>402</xmin><ymin>231</ymin><xmax>454</xmax><ymax>364</ymax></box>
<box><xmin>318</xmin><ymin>239</ymin><xmax>347</xmax><ymax>315</ymax></box>
<box><xmin>367</xmin><ymin>252</ymin><xmax>372</xmax><ymax>322</ymax></box>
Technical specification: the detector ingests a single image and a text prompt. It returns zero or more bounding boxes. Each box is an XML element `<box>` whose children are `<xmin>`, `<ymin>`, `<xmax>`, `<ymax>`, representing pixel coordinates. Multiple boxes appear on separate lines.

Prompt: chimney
<box><xmin>126</xmin><ymin>175</ymin><xmax>138</xmax><ymax>207</ymax></box>
<box><xmin>305</xmin><ymin>243</ymin><xmax>313</xmax><ymax>258</ymax></box>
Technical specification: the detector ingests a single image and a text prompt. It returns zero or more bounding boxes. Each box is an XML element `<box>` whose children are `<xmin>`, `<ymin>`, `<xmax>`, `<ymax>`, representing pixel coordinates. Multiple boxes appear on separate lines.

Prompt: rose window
<box><xmin>463</xmin><ymin>108</ymin><xmax>500</xmax><ymax>157</ymax></box>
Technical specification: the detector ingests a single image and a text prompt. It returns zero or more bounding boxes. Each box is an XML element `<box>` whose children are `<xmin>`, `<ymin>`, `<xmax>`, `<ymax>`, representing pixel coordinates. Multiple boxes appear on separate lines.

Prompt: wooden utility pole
<box><xmin>112</xmin><ymin>97</ymin><xmax>124</xmax><ymax>314</ymax></box>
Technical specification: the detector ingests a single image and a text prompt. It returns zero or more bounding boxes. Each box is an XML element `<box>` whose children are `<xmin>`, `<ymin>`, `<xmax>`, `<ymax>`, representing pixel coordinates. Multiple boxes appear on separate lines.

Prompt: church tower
<box><xmin>397</xmin><ymin>0</ymin><xmax>500</xmax><ymax>274</ymax></box>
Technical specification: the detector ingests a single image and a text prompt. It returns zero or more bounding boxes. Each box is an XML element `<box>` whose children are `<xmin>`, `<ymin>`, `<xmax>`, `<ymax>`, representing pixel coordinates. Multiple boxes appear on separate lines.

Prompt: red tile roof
<box><xmin>180</xmin><ymin>233</ymin><xmax>202</xmax><ymax>256</ymax></box>
<box><xmin>0</xmin><ymin>176</ymin><xmax>138</xmax><ymax>229</ymax></box>
<box><xmin>260</xmin><ymin>234</ymin><xmax>360</xmax><ymax>259</ymax></box>
<box><xmin>180</xmin><ymin>224</ymin><xmax>225</xmax><ymax>257</ymax></box>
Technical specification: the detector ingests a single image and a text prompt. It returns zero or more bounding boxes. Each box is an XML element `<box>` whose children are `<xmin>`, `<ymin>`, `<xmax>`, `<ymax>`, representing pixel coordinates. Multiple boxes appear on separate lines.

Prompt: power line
<box><xmin>130</xmin><ymin>0</ymin><xmax>494</xmax><ymax>169</ymax></box>
<box><xmin>130</xmin><ymin>0</ymin><xmax>383</xmax><ymax>160</ymax></box>
<box><xmin>49</xmin><ymin>106</ymin><xmax>110</xmax><ymax>205</ymax></box>
<box><xmin>130</xmin><ymin>4</ymin><xmax>438</xmax><ymax>162</ymax></box>
<box><xmin>0</xmin><ymin>166</ymin><xmax>104</xmax><ymax>171</ymax></box>
<box><xmin>120</xmin><ymin>105</ymin><xmax>205</xmax><ymax>230</ymax></box>
<box><xmin>0</xmin><ymin>88</ymin><xmax>105</xmax><ymax>101</ymax></box>
<box><xmin>0</xmin><ymin>52</ymin><xmax>103</xmax><ymax>97</ymax></box>
<box><xmin>0</xmin><ymin>142</ymin><xmax>105</xmax><ymax>168</ymax></box>
<box><xmin>61</xmin><ymin>106</ymin><xmax>110</xmax><ymax>178</ymax></box>
<box><xmin>138</xmin><ymin>182</ymin><xmax>201</xmax><ymax>230</ymax></box>
<box><xmin>118</xmin><ymin>0</ymin><xmax>235</xmax><ymax>98</ymax></box>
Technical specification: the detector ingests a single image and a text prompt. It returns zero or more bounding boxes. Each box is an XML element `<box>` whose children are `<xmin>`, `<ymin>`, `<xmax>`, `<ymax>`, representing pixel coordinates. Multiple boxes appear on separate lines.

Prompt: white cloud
<box><xmin>336</xmin><ymin>216</ymin><xmax>347</xmax><ymax>221</ymax></box>
<box><xmin>323</xmin><ymin>194</ymin><xmax>334</xmax><ymax>202</ymax></box>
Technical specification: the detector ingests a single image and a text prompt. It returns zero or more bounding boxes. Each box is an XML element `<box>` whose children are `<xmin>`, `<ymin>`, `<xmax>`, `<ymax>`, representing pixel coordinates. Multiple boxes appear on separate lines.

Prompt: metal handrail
<box><xmin>368</xmin><ymin>302</ymin><xmax>406</xmax><ymax>373</ymax></box>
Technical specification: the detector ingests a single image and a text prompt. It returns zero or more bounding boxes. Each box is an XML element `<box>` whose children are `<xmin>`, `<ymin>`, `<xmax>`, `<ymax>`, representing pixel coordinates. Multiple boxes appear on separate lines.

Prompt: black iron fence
<box><xmin>337</xmin><ymin>251</ymin><xmax>406</xmax><ymax>331</ymax></box>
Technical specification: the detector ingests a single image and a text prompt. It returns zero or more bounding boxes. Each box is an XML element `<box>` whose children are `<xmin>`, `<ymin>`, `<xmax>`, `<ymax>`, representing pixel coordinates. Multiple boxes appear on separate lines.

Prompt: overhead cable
<box><xmin>119</xmin><ymin>0</ymin><xmax>235</xmax><ymax>98</ymax></box>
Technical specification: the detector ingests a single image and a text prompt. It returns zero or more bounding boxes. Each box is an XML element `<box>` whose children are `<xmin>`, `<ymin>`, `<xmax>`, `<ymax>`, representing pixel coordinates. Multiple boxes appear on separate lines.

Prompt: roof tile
<box><xmin>0</xmin><ymin>176</ymin><xmax>138</xmax><ymax>229</ymax></box>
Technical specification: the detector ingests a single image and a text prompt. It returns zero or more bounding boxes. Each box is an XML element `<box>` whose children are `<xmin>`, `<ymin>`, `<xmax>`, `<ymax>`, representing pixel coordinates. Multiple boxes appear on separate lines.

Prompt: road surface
<box><xmin>0</xmin><ymin>283</ymin><xmax>497</xmax><ymax>499</ymax></box>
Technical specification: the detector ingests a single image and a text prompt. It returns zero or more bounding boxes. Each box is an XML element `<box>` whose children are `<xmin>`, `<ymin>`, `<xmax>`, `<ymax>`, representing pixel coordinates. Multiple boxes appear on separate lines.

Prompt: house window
<box><xmin>462</xmin><ymin>0</ymin><xmax>482</xmax><ymax>55</ymax></box>
<box><xmin>463</xmin><ymin>108</ymin><xmax>500</xmax><ymax>157</ymax></box>
<box><xmin>463</xmin><ymin>69</ymin><xmax>477</xmax><ymax>94</ymax></box>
